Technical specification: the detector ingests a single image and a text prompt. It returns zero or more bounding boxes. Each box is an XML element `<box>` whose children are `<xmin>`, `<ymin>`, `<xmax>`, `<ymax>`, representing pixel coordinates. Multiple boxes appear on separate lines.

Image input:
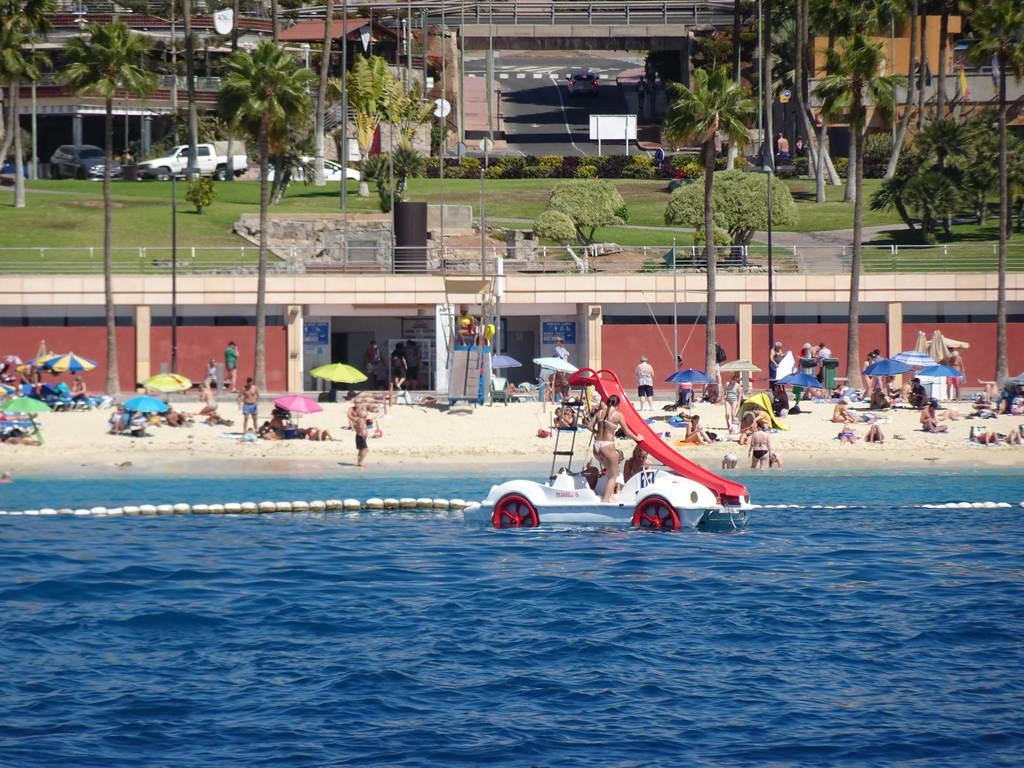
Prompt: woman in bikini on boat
<box><xmin>586</xmin><ymin>394</ymin><xmax>644</xmax><ymax>504</ymax></box>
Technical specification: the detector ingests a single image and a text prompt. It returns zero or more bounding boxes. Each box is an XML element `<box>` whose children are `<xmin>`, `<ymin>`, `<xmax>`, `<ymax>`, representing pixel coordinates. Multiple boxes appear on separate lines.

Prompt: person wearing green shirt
<box><xmin>224</xmin><ymin>341</ymin><xmax>238</xmax><ymax>392</ymax></box>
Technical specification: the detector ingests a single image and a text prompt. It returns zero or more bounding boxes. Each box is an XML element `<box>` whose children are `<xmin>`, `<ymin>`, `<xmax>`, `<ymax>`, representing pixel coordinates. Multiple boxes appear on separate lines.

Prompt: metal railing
<box><xmin>0</xmin><ymin>243</ymin><xmax>1021</xmax><ymax>276</ymax></box>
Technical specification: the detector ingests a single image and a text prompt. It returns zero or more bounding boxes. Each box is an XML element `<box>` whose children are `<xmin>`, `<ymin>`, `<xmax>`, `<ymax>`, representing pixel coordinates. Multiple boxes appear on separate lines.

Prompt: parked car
<box><xmin>49</xmin><ymin>144</ymin><xmax>122</xmax><ymax>180</ymax></box>
<box><xmin>566</xmin><ymin>71</ymin><xmax>599</xmax><ymax>96</ymax></box>
<box><xmin>134</xmin><ymin>141</ymin><xmax>249</xmax><ymax>181</ymax></box>
<box><xmin>266</xmin><ymin>157</ymin><xmax>360</xmax><ymax>183</ymax></box>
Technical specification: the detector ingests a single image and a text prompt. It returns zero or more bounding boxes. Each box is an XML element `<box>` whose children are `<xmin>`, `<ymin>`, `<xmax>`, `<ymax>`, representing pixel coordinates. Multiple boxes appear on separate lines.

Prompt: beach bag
<box><xmin>715</xmin><ymin>343</ymin><xmax>727</xmax><ymax>364</ymax></box>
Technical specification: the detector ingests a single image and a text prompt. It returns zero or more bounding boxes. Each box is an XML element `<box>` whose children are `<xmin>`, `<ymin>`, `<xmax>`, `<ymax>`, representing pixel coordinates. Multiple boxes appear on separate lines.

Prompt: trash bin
<box><xmin>821</xmin><ymin>358</ymin><xmax>840</xmax><ymax>389</ymax></box>
<box><xmin>799</xmin><ymin>356</ymin><xmax>817</xmax><ymax>376</ymax></box>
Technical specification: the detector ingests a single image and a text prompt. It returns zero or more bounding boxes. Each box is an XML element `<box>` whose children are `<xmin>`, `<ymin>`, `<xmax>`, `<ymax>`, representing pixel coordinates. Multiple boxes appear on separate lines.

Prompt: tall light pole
<box><xmin>765</xmin><ymin>166</ymin><xmax>774</xmax><ymax>351</ymax></box>
<box><xmin>171</xmin><ymin>173</ymin><xmax>178</xmax><ymax>373</ymax></box>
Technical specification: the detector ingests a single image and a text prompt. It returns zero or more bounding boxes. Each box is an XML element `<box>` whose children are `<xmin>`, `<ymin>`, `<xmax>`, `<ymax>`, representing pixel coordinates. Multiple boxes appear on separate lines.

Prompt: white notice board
<box><xmin>588</xmin><ymin>114</ymin><xmax>637</xmax><ymax>156</ymax></box>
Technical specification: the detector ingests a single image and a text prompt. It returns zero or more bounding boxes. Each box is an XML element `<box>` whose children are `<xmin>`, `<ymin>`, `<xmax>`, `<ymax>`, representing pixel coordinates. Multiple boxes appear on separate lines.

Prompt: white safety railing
<box><xmin>0</xmin><ymin>244</ymin><xmax>1020</xmax><ymax>275</ymax></box>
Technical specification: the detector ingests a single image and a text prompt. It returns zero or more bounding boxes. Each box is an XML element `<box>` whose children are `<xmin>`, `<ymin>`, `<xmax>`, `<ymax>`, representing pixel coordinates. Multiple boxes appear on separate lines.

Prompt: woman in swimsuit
<box><xmin>679</xmin><ymin>413</ymin><xmax>713</xmax><ymax>445</ymax></box>
<box><xmin>723</xmin><ymin>374</ymin><xmax>741</xmax><ymax>426</ymax></box>
<box><xmin>586</xmin><ymin>394</ymin><xmax>644</xmax><ymax>503</ymax></box>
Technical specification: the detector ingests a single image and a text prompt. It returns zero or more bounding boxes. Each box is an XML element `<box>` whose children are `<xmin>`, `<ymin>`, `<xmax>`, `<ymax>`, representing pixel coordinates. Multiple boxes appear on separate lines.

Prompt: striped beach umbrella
<box><xmin>44</xmin><ymin>352</ymin><xmax>97</xmax><ymax>373</ymax></box>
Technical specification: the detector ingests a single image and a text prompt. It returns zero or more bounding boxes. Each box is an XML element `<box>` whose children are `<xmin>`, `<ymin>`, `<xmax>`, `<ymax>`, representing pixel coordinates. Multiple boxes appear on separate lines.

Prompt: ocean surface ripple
<box><xmin>1</xmin><ymin>469</ymin><xmax>1022</xmax><ymax>767</ymax></box>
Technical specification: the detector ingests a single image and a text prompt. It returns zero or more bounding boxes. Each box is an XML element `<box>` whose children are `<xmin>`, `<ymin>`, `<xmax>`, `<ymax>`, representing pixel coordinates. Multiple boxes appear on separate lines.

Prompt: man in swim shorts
<box><xmin>238</xmin><ymin>377</ymin><xmax>260</xmax><ymax>434</ymax></box>
<box><xmin>352</xmin><ymin>406</ymin><xmax>370</xmax><ymax>468</ymax></box>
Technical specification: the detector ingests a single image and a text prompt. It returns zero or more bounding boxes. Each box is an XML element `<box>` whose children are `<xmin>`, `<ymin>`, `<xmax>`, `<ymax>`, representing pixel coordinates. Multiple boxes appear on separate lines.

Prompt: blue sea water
<box><xmin>1</xmin><ymin>468</ymin><xmax>1023</xmax><ymax>768</ymax></box>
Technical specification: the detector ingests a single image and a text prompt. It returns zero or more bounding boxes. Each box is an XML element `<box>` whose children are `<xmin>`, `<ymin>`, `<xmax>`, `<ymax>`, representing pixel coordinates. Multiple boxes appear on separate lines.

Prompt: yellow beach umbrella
<box><xmin>143</xmin><ymin>373</ymin><xmax>194</xmax><ymax>392</ymax></box>
<box><xmin>310</xmin><ymin>363</ymin><xmax>368</xmax><ymax>384</ymax></box>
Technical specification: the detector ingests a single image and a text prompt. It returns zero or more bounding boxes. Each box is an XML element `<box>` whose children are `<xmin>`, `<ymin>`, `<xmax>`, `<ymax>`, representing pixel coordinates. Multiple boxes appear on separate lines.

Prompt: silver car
<box><xmin>566</xmin><ymin>71</ymin><xmax>599</xmax><ymax>96</ymax></box>
<box><xmin>49</xmin><ymin>144</ymin><xmax>122</xmax><ymax>180</ymax></box>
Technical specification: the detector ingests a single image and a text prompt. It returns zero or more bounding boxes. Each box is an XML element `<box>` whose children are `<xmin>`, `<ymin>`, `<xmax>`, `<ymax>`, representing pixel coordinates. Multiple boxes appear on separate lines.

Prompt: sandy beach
<box><xmin>2</xmin><ymin>393</ymin><xmax>1021</xmax><ymax>478</ymax></box>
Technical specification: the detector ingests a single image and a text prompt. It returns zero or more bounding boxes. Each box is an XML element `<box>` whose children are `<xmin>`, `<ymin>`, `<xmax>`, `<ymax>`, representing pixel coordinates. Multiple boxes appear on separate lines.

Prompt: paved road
<box><xmin>463</xmin><ymin>53</ymin><xmax>638</xmax><ymax>157</ymax></box>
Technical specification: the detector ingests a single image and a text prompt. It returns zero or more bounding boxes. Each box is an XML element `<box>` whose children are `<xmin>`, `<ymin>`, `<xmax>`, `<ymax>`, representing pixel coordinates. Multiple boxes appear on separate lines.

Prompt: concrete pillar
<box><xmin>135</xmin><ymin>304</ymin><xmax>151</xmax><ymax>385</ymax></box>
<box><xmin>581</xmin><ymin>303</ymin><xmax>603</xmax><ymax>371</ymax></box>
<box><xmin>286</xmin><ymin>304</ymin><xmax>304</xmax><ymax>392</ymax></box>
<box><xmin>143</xmin><ymin>115</ymin><xmax>152</xmax><ymax>157</ymax></box>
<box><xmin>886</xmin><ymin>302</ymin><xmax>903</xmax><ymax>359</ymax></box>
<box><xmin>73</xmin><ymin>113</ymin><xmax>83</xmax><ymax>145</ymax></box>
<box><xmin>737</xmin><ymin>302</ymin><xmax>753</xmax><ymax>362</ymax></box>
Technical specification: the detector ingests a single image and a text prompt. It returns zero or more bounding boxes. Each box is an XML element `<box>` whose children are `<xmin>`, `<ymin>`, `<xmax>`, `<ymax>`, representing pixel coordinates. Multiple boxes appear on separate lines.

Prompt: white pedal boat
<box><xmin>463</xmin><ymin>467</ymin><xmax>752</xmax><ymax>529</ymax></box>
<box><xmin>464</xmin><ymin>367</ymin><xmax>753</xmax><ymax>530</ymax></box>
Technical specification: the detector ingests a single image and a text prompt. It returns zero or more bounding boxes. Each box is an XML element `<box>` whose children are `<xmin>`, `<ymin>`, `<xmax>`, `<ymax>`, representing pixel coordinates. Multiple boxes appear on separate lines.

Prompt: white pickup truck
<box><xmin>135</xmin><ymin>141</ymin><xmax>249</xmax><ymax>181</ymax></box>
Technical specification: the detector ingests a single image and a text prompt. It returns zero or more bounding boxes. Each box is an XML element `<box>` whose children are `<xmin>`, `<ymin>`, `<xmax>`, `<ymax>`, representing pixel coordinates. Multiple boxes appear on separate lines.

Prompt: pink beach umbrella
<box><xmin>272</xmin><ymin>395</ymin><xmax>323</xmax><ymax>414</ymax></box>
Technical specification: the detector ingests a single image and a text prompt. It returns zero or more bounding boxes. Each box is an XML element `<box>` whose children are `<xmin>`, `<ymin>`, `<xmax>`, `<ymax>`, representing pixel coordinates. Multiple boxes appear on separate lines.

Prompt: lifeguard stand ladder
<box><xmin>443</xmin><ymin>277</ymin><xmax>497</xmax><ymax>406</ymax></box>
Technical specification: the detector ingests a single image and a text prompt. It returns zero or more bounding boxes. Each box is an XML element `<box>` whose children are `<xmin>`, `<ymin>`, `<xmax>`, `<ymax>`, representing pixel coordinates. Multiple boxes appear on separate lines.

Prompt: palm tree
<box><xmin>0</xmin><ymin>0</ymin><xmax>53</xmax><ymax>203</ymax></box>
<box><xmin>312</xmin><ymin>0</ymin><xmax>334</xmax><ymax>186</ymax></box>
<box><xmin>915</xmin><ymin>119</ymin><xmax>969</xmax><ymax>173</ymax></box>
<box><xmin>0</xmin><ymin>25</ymin><xmax>47</xmax><ymax>208</ymax></box>
<box><xmin>902</xmin><ymin>172</ymin><xmax>960</xmax><ymax>242</ymax></box>
<box><xmin>968</xmin><ymin>0</ymin><xmax>1024</xmax><ymax>382</ymax></box>
<box><xmin>62</xmin><ymin>21</ymin><xmax>157</xmax><ymax>396</ymax></box>
<box><xmin>219</xmin><ymin>41</ymin><xmax>314</xmax><ymax>391</ymax></box>
<box><xmin>663</xmin><ymin>65</ymin><xmax>756</xmax><ymax>375</ymax></box>
<box><xmin>813</xmin><ymin>34</ymin><xmax>904</xmax><ymax>384</ymax></box>
<box><xmin>329</xmin><ymin>54</ymin><xmax>393</xmax><ymax>198</ymax></box>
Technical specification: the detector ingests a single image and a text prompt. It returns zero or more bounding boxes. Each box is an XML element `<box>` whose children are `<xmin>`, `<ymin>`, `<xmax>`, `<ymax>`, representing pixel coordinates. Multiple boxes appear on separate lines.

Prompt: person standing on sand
<box><xmin>352</xmin><ymin>406</ymin><xmax>370</xmax><ymax>468</ymax></box>
<box><xmin>635</xmin><ymin>356</ymin><xmax>655</xmax><ymax>411</ymax></box>
<box><xmin>238</xmin><ymin>377</ymin><xmax>260</xmax><ymax>434</ymax></box>
<box><xmin>224</xmin><ymin>341</ymin><xmax>238</xmax><ymax>392</ymax></box>
<box><xmin>945</xmin><ymin>349</ymin><xmax>964</xmax><ymax>400</ymax></box>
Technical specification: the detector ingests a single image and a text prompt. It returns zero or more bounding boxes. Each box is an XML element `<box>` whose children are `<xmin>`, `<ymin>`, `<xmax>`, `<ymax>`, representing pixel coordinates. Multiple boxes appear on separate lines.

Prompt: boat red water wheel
<box><xmin>492</xmin><ymin>494</ymin><xmax>539</xmax><ymax>529</ymax></box>
<box><xmin>632</xmin><ymin>496</ymin><xmax>681</xmax><ymax>530</ymax></box>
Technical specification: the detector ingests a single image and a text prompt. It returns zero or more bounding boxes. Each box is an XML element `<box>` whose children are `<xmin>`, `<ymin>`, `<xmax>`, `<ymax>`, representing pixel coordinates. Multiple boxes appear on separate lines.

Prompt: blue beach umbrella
<box><xmin>491</xmin><ymin>354</ymin><xmax>522</xmax><ymax>369</ymax></box>
<box><xmin>43</xmin><ymin>352</ymin><xmax>97</xmax><ymax>373</ymax></box>
<box><xmin>863</xmin><ymin>358</ymin><xmax>913</xmax><ymax>377</ymax></box>
<box><xmin>122</xmin><ymin>395</ymin><xmax>169</xmax><ymax>413</ymax></box>
<box><xmin>665</xmin><ymin>368</ymin><xmax>715</xmax><ymax>384</ymax></box>
<box><xmin>915</xmin><ymin>364</ymin><xmax>966</xmax><ymax>379</ymax></box>
<box><xmin>775</xmin><ymin>372</ymin><xmax>823</xmax><ymax>389</ymax></box>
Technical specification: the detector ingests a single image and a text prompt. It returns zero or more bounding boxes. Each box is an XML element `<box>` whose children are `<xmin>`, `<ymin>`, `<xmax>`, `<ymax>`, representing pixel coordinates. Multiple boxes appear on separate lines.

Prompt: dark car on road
<box><xmin>566</xmin><ymin>71</ymin><xmax>599</xmax><ymax>96</ymax></box>
<box><xmin>49</xmin><ymin>144</ymin><xmax>122</xmax><ymax>180</ymax></box>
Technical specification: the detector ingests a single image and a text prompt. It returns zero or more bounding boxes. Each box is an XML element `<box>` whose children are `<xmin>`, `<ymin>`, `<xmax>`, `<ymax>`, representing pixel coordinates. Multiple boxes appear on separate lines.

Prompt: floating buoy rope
<box><xmin>0</xmin><ymin>498</ymin><xmax>469</xmax><ymax>516</ymax></box>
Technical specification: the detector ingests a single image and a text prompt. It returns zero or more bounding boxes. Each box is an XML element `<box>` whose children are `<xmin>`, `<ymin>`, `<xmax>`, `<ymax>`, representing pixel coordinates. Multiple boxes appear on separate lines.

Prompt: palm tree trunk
<box><xmin>816</xmin><ymin>121</ymin><xmax>827</xmax><ymax>202</ymax></box>
<box><xmin>843</xmin><ymin>129</ymin><xmax>855</xmax><ymax>203</ymax></box>
<box><xmin>762</xmin><ymin>0</ymin><xmax>775</xmax><ymax>172</ymax></box>
<box><xmin>0</xmin><ymin>83</ymin><xmax>16</xmax><ymax>180</ymax></box>
<box><xmin>845</xmin><ymin>112</ymin><xmax>864</xmax><ymax>385</ymax></box>
<box><xmin>13</xmin><ymin>84</ymin><xmax>25</xmax><ymax>208</ymax></box>
<box><xmin>103</xmin><ymin>97</ymin><xmax>120</xmax><ymax>395</ymax></box>
<box><xmin>916</xmin><ymin>12</ymin><xmax>927</xmax><ymax>130</ymax></box>
<box><xmin>703</xmin><ymin>142</ymin><xmax>718</xmax><ymax>377</ymax></box>
<box><xmin>313</xmin><ymin>0</ymin><xmax>335</xmax><ymax>186</ymax></box>
<box><xmin>183</xmin><ymin>0</ymin><xmax>199</xmax><ymax>175</ymax></box>
<box><xmin>935</xmin><ymin>9</ymin><xmax>948</xmax><ymax>120</ymax></box>
<box><xmin>254</xmin><ymin>121</ymin><xmax>269</xmax><ymax>391</ymax></box>
<box><xmin>885</xmin><ymin>0</ymin><xmax>917</xmax><ymax>179</ymax></box>
<box><xmin>995</xmin><ymin>61</ymin><xmax>1007</xmax><ymax>381</ymax></box>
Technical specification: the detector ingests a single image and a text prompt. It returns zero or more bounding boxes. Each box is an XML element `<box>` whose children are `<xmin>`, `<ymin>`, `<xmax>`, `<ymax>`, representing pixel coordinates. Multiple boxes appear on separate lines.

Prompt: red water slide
<box><xmin>569</xmin><ymin>368</ymin><xmax>749</xmax><ymax>504</ymax></box>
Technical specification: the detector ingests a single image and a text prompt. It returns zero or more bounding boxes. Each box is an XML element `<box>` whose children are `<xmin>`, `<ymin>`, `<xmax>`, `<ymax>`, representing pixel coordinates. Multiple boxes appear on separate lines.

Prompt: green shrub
<box><xmin>185</xmin><ymin>176</ymin><xmax>217</xmax><ymax>214</ymax></box>
<box><xmin>574</xmin><ymin>164</ymin><xmax>598</xmax><ymax>179</ymax></box>
<box><xmin>862</xmin><ymin>132</ymin><xmax>893</xmax><ymax>178</ymax></box>
<box><xmin>484</xmin><ymin>165</ymin><xmax>504</xmax><ymax>179</ymax></box>
<box><xmin>539</xmin><ymin>155</ymin><xmax>563</xmax><ymax>169</ymax></box>
<box><xmin>461</xmin><ymin>156</ymin><xmax>481</xmax><ymax>173</ymax></box>
<box><xmin>833</xmin><ymin>156</ymin><xmax>849</xmax><ymax>178</ymax></box>
<box><xmin>523</xmin><ymin>165</ymin><xmax>553</xmax><ymax>178</ymax></box>
<box><xmin>622</xmin><ymin>161</ymin><xmax>655</xmax><ymax>179</ymax></box>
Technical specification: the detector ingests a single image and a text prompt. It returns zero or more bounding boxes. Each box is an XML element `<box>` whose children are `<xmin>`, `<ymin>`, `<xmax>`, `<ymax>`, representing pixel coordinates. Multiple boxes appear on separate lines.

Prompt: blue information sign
<box><xmin>542</xmin><ymin>321</ymin><xmax>576</xmax><ymax>344</ymax></box>
<box><xmin>303</xmin><ymin>322</ymin><xmax>329</xmax><ymax>345</ymax></box>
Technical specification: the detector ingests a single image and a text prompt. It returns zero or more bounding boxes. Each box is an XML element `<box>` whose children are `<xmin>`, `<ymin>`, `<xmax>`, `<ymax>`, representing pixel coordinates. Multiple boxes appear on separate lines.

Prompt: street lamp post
<box><xmin>764</xmin><ymin>166</ymin><xmax>774</xmax><ymax>350</ymax></box>
<box><xmin>171</xmin><ymin>173</ymin><xmax>178</xmax><ymax>373</ymax></box>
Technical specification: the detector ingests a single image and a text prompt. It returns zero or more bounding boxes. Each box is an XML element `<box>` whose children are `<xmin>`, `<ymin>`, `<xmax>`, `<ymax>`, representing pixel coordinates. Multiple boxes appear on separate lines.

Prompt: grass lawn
<box><xmin>0</xmin><ymin>176</ymin><xmax>1010</xmax><ymax>265</ymax></box>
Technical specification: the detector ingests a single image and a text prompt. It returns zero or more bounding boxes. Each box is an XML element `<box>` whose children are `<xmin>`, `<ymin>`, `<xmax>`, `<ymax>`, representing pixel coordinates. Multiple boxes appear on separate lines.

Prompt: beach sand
<box><xmin>2</xmin><ymin>395</ymin><xmax>1021</xmax><ymax>477</ymax></box>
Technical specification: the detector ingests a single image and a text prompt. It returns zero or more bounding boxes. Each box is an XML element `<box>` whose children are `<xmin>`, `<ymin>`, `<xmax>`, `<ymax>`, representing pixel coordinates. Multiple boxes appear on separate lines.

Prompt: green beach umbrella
<box><xmin>1</xmin><ymin>396</ymin><xmax>52</xmax><ymax>445</ymax></box>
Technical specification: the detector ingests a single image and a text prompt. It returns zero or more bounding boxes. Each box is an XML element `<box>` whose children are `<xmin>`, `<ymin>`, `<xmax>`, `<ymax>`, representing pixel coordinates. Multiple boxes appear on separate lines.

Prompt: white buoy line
<box><xmin>0</xmin><ymin>499</ymin><xmax>468</xmax><ymax>517</ymax></box>
<box><xmin>758</xmin><ymin>502</ymin><xmax>1019</xmax><ymax>509</ymax></box>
